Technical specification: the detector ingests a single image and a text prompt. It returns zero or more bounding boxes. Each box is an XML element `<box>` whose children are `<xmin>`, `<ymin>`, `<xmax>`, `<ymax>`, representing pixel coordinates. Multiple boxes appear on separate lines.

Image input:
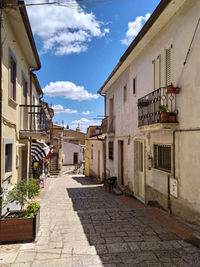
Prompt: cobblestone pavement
<box><xmin>1</xmin><ymin>174</ymin><xmax>200</xmax><ymax>267</ymax></box>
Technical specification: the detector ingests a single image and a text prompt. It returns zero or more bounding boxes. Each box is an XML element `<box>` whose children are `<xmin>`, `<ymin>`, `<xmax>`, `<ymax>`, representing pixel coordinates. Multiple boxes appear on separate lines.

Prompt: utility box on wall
<box><xmin>170</xmin><ymin>178</ymin><xmax>178</xmax><ymax>198</ymax></box>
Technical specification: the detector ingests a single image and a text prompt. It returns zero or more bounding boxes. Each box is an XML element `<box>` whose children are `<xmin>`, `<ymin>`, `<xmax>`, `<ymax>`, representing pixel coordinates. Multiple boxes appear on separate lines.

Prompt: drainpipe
<box><xmin>0</xmin><ymin>1</ymin><xmax>2</xmax><ymax>217</ymax></box>
<box><xmin>173</xmin><ymin>128</ymin><xmax>200</xmax><ymax>178</ymax></box>
<box><xmin>167</xmin><ymin>128</ymin><xmax>200</xmax><ymax>215</ymax></box>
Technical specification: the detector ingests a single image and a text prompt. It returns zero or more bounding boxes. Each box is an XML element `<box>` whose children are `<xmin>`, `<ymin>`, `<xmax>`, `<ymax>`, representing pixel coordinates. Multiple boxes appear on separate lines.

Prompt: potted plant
<box><xmin>0</xmin><ymin>178</ymin><xmax>40</xmax><ymax>244</ymax></box>
<box><xmin>167</xmin><ymin>84</ymin><xmax>180</xmax><ymax>94</ymax></box>
<box><xmin>168</xmin><ymin>111</ymin><xmax>176</xmax><ymax>122</ymax></box>
<box><xmin>160</xmin><ymin>105</ymin><xmax>168</xmax><ymax>122</ymax></box>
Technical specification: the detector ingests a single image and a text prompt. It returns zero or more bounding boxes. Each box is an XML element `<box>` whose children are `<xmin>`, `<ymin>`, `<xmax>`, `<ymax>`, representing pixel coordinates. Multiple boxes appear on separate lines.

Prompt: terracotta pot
<box><xmin>174</xmin><ymin>87</ymin><xmax>180</xmax><ymax>94</ymax></box>
<box><xmin>168</xmin><ymin>115</ymin><xmax>176</xmax><ymax>123</ymax></box>
<box><xmin>167</xmin><ymin>86</ymin><xmax>180</xmax><ymax>94</ymax></box>
<box><xmin>166</xmin><ymin>86</ymin><xmax>175</xmax><ymax>94</ymax></box>
<box><xmin>161</xmin><ymin>112</ymin><xmax>168</xmax><ymax>123</ymax></box>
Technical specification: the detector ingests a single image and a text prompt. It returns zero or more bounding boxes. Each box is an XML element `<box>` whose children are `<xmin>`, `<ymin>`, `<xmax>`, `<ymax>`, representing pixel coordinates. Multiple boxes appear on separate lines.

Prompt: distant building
<box><xmin>85</xmin><ymin>126</ymin><xmax>104</xmax><ymax>181</ymax></box>
<box><xmin>62</xmin><ymin>126</ymin><xmax>85</xmax><ymax>167</ymax></box>
<box><xmin>63</xmin><ymin>127</ymin><xmax>85</xmax><ymax>145</ymax></box>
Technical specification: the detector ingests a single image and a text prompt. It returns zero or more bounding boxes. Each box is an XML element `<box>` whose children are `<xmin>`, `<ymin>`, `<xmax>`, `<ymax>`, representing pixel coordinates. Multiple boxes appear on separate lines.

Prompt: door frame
<box><xmin>118</xmin><ymin>140</ymin><xmax>124</xmax><ymax>185</ymax></box>
<box><xmin>134</xmin><ymin>140</ymin><xmax>146</xmax><ymax>203</ymax></box>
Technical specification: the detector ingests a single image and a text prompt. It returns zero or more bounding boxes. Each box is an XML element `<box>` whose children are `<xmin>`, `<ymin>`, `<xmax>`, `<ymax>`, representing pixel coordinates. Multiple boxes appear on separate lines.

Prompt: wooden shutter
<box><xmin>166</xmin><ymin>47</ymin><xmax>172</xmax><ymax>86</ymax></box>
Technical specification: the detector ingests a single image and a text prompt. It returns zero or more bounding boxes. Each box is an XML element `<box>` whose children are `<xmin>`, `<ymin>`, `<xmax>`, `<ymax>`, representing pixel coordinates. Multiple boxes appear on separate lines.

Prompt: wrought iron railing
<box><xmin>101</xmin><ymin>116</ymin><xmax>115</xmax><ymax>133</ymax></box>
<box><xmin>138</xmin><ymin>87</ymin><xmax>177</xmax><ymax>127</ymax></box>
<box><xmin>20</xmin><ymin>105</ymin><xmax>48</xmax><ymax>132</ymax></box>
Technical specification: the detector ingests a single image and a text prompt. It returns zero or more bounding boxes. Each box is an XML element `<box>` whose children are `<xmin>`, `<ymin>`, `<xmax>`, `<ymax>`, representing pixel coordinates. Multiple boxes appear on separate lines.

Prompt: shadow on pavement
<box><xmin>71</xmin><ymin>175</ymin><xmax>101</xmax><ymax>186</ymax></box>
<box><xmin>65</xmin><ymin>180</ymin><xmax>200</xmax><ymax>266</ymax></box>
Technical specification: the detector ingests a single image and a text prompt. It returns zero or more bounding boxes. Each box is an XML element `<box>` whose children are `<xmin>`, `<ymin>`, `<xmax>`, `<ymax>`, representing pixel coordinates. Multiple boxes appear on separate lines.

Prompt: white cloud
<box><xmin>121</xmin><ymin>13</ymin><xmax>151</xmax><ymax>45</ymax></box>
<box><xmin>82</xmin><ymin>110</ymin><xmax>92</xmax><ymax>115</ymax></box>
<box><xmin>71</xmin><ymin>118</ymin><xmax>99</xmax><ymax>132</ymax></box>
<box><xmin>43</xmin><ymin>81</ymin><xmax>99</xmax><ymax>101</ymax></box>
<box><xmin>52</xmin><ymin>104</ymin><xmax>77</xmax><ymax>114</ymax></box>
<box><xmin>26</xmin><ymin>0</ymin><xmax>109</xmax><ymax>55</ymax></box>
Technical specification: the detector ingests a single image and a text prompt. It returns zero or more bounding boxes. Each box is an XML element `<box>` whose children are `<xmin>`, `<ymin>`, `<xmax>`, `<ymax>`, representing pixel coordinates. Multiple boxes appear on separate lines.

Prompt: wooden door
<box><xmin>98</xmin><ymin>150</ymin><xmax>100</xmax><ymax>178</ymax></box>
<box><xmin>22</xmin><ymin>78</ymin><xmax>28</xmax><ymax>130</ymax></box>
<box><xmin>74</xmin><ymin>152</ymin><xmax>78</xmax><ymax>165</ymax></box>
<box><xmin>21</xmin><ymin>146</ymin><xmax>28</xmax><ymax>181</ymax></box>
<box><xmin>135</xmin><ymin>141</ymin><xmax>145</xmax><ymax>202</ymax></box>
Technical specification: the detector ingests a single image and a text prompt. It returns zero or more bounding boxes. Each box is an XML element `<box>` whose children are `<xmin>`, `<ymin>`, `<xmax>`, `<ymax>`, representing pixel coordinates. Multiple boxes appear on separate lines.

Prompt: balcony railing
<box><xmin>101</xmin><ymin>116</ymin><xmax>115</xmax><ymax>133</ymax></box>
<box><xmin>138</xmin><ymin>87</ymin><xmax>177</xmax><ymax>127</ymax></box>
<box><xmin>20</xmin><ymin>105</ymin><xmax>48</xmax><ymax>134</ymax></box>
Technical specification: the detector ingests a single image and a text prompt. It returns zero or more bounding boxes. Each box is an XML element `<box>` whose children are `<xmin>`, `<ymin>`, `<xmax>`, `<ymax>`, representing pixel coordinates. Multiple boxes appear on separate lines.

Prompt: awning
<box><xmin>31</xmin><ymin>143</ymin><xmax>46</xmax><ymax>162</ymax></box>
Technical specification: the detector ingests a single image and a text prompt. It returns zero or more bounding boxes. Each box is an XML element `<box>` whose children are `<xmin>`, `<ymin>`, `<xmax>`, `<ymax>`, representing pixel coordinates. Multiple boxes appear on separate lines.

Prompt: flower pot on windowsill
<box><xmin>167</xmin><ymin>85</ymin><xmax>180</xmax><ymax>94</ymax></box>
<box><xmin>168</xmin><ymin>112</ymin><xmax>176</xmax><ymax>123</ymax></box>
<box><xmin>161</xmin><ymin>112</ymin><xmax>168</xmax><ymax>123</ymax></box>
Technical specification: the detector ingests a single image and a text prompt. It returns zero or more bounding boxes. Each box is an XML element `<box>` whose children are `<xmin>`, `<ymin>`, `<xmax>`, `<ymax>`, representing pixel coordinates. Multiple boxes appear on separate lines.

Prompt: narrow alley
<box><xmin>1</xmin><ymin>174</ymin><xmax>200</xmax><ymax>267</ymax></box>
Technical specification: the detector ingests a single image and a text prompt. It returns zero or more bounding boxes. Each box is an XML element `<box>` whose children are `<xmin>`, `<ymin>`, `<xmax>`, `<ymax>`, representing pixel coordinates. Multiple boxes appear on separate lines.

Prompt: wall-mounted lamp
<box><xmin>148</xmin><ymin>155</ymin><xmax>153</xmax><ymax>170</ymax></box>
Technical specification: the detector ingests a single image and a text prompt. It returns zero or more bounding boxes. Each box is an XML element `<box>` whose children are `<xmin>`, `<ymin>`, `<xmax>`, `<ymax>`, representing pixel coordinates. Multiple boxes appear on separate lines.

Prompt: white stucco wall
<box><xmin>63</xmin><ymin>142</ymin><xmax>82</xmax><ymax>165</ymax></box>
<box><xmin>104</xmin><ymin>0</ymin><xmax>200</xmax><ymax>220</ymax></box>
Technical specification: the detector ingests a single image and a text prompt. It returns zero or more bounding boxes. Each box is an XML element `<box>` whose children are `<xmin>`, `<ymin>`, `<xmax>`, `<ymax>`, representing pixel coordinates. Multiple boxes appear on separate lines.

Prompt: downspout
<box><xmin>0</xmin><ymin>1</ymin><xmax>2</xmax><ymax>217</ymax></box>
<box><xmin>168</xmin><ymin>128</ymin><xmax>200</xmax><ymax>215</ymax></box>
<box><xmin>173</xmin><ymin>128</ymin><xmax>200</xmax><ymax>178</ymax></box>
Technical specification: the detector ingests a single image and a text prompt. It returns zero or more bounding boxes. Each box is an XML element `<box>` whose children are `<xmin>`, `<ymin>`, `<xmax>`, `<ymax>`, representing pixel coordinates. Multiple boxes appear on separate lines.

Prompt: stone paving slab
<box><xmin>0</xmin><ymin>174</ymin><xmax>200</xmax><ymax>266</ymax></box>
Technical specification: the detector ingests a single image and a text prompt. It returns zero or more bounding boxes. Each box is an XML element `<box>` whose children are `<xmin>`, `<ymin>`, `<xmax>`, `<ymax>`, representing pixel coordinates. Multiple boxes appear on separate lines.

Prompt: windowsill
<box><xmin>4</xmin><ymin>172</ymin><xmax>12</xmax><ymax>181</ymax></box>
<box><xmin>153</xmin><ymin>167</ymin><xmax>172</xmax><ymax>175</ymax></box>
<box><xmin>8</xmin><ymin>97</ymin><xmax>17</xmax><ymax>108</ymax></box>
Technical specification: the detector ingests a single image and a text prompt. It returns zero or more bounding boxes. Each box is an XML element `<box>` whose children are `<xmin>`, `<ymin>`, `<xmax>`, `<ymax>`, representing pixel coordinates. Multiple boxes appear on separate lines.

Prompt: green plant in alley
<box><xmin>5</xmin><ymin>178</ymin><xmax>40</xmax><ymax>212</ymax></box>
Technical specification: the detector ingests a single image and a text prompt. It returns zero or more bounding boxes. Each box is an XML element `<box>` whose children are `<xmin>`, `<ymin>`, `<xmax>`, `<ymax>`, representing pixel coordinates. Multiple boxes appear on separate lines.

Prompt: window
<box><xmin>91</xmin><ymin>144</ymin><xmax>93</xmax><ymax>160</ymax></box>
<box><xmin>4</xmin><ymin>139</ymin><xmax>14</xmax><ymax>178</ymax></box>
<box><xmin>109</xmin><ymin>141</ymin><xmax>114</xmax><ymax>160</ymax></box>
<box><xmin>154</xmin><ymin>144</ymin><xmax>171</xmax><ymax>173</ymax></box>
<box><xmin>9</xmin><ymin>53</ymin><xmax>17</xmax><ymax>101</ymax></box>
<box><xmin>153</xmin><ymin>55</ymin><xmax>161</xmax><ymax>90</ymax></box>
<box><xmin>109</xmin><ymin>98</ymin><xmax>114</xmax><ymax>118</ymax></box>
<box><xmin>152</xmin><ymin>45</ymin><xmax>173</xmax><ymax>89</ymax></box>
<box><xmin>133</xmin><ymin>78</ymin><xmax>136</xmax><ymax>95</ymax></box>
<box><xmin>123</xmin><ymin>85</ymin><xmax>127</xmax><ymax>102</ymax></box>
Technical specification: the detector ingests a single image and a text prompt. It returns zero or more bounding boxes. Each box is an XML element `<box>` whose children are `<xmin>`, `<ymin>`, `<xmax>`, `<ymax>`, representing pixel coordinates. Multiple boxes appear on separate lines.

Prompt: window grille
<box><xmin>109</xmin><ymin>141</ymin><xmax>114</xmax><ymax>160</ymax></box>
<box><xmin>154</xmin><ymin>144</ymin><xmax>171</xmax><ymax>172</ymax></box>
<box><xmin>133</xmin><ymin>78</ymin><xmax>136</xmax><ymax>94</ymax></box>
<box><xmin>123</xmin><ymin>85</ymin><xmax>127</xmax><ymax>102</ymax></box>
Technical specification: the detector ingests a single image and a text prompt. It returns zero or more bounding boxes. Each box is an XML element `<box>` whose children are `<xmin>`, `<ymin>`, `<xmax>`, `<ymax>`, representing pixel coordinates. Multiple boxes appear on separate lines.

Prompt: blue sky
<box><xmin>26</xmin><ymin>0</ymin><xmax>160</xmax><ymax>132</ymax></box>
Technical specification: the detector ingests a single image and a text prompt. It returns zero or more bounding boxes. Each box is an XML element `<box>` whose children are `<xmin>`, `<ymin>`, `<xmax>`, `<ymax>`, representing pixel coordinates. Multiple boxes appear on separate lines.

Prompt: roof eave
<box><xmin>18</xmin><ymin>0</ymin><xmax>41</xmax><ymax>70</ymax></box>
<box><xmin>98</xmin><ymin>0</ymin><xmax>172</xmax><ymax>94</ymax></box>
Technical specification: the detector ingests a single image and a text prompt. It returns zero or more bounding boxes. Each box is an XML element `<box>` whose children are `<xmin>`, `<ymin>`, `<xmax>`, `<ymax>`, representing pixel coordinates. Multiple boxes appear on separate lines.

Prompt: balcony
<box><xmin>138</xmin><ymin>87</ymin><xmax>178</xmax><ymax>130</ymax></box>
<box><xmin>19</xmin><ymin>105</ymin><xmax>48</xmax><ymax>138</ymax></box>
<box><xmin>101</xmin><ymin>116</ymin><xmax>115</xmax><ymax>134</ymax></box>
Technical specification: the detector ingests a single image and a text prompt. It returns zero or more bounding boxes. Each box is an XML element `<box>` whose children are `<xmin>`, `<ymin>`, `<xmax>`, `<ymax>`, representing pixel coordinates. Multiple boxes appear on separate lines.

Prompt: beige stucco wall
<box><xmin>104</xmin><ymin>0</ymin><xmax>200</xmax><ymax>222</ymax></box>
<box><xmin>1</xmin><ymin>12</ymin><xmax>33</xmax><ymax>193</ymax></box>
<box><xmin>90</xmin><ymin>140</ymin><xmax>104</xmax><ymax>182</ymax></box>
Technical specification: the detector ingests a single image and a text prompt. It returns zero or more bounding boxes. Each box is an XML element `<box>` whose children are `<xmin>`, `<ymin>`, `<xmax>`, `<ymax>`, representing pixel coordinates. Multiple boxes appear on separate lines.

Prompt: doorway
<box><xmin>73</xmin><ymin>152</ymin><xmax>78</xmax><ymax>165</ymax></box>
<box><xmin>21</xmin><ymin>146</ymin><xmax>28</xmax><ymax>181</ymax></box>
<box><xmin>118</xmin><ymin>141</ymin><xmax>124</xmax><ymax>185</ymax></box>
<box><xmin>22</xmin><ymin>78</ymin><xmax>28</xmax><ymax>130</ymax></box>
<box><xmin>135</xmin><ymin>141</ymin><xmax>145</xmax><ymax>202</ymax></box>
<box><xmin>98</xmin><ymin>150</ymin><xmax>100</xmax><ymax>178</ymax></box>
